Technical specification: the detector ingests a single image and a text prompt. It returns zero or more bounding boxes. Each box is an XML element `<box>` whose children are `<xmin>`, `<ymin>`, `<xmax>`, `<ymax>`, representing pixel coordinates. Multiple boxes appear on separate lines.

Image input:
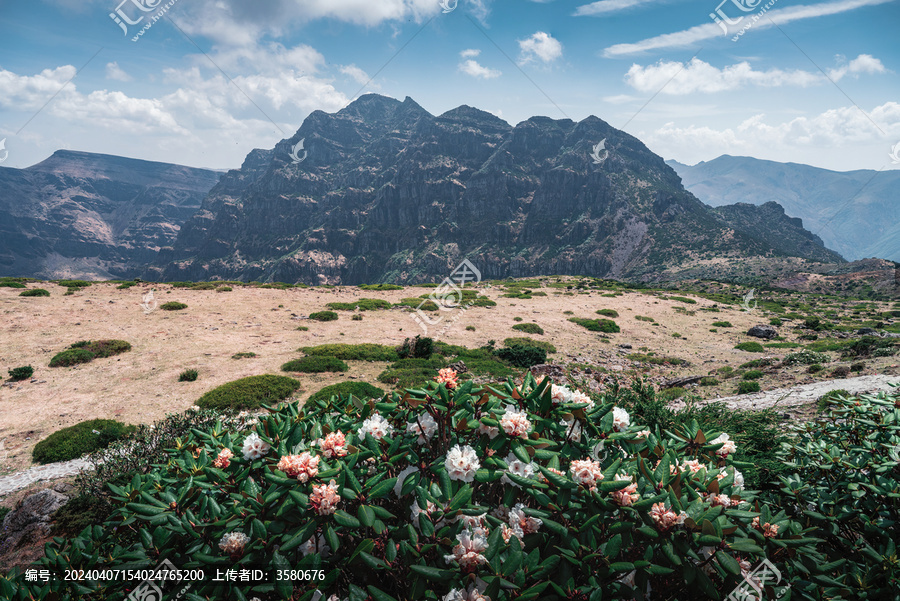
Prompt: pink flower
<box><xmin>442</xmin><ymin>584</ymin><xmax>491</xmax><ymax>601</ymax></box>
<box><xmin>649</xmin><ymin>502</ymin><xmax>687</xmax><ymax>532</ymax></box>
<box><xmin>316</xmin><ymin>431</ymin><xmax>348</xmax><ymax>458</ymax></box>
<box><xmin>710</xmin><ymin>433</ymin><xmax>736</xmax><ymax>457</ymax></box>
<box><xmin>309</xmin><ymin>480</ymin><xmax>341</xmax><ymax>516</ymax></box>
<box><xmin>212</xmin><ymin>448</ymin><xmax>233</xmax><ymax>469</ymax></box>
<box><xmin>707</xmin><ymin>493</ymin><xmax>732</xmax><ymax>508</ymax></box>
<box><xmin>611</xmin><ymin>483</ymin><xmax>640</xmax><ymax>506</ymax></box>
<box><xmin>569</xmin><ymin>458</ymin><xmax>604</xmax><ymax>490</ymax></box>
<box><xmin>444</xmin><ymin>529</ymin><xmax>489</xmax><ymax>572</ymax></box>
<box><xmin>445</xmin><ymin>445</ymin><xmax>480</xmax><ymax>483</ymax></box>
<box><xmin>435</xmin><ymin>368</ymin><xmax>459</xmax><ymax>389</ymax></box>
<box><xmin>509</xmin><ymin>503</ymin><xmax>542</xmax><ymax>534</ymax></box>
<box><xmin>550</xmin><ymin>384</ymin><xmax>573</xmax><ymax>404</ymax></box>
<box><xmin>500</xmin><ymin>405</ymin><xmax>532</xmax><ymax>438</ymax></box>
<box><xmin>477</xmin><ymin>421</ymin><xmax>499</xmax><ymax>439</ymax></box>
<box><xmin>277</xmin><ymin>452</ymin><xmax>320</xmax><ymax>483</ymax></box>
<box><xmin>218</xmin><ymin>531</ymin><xmax>250</xmax><ymax>557</ymax></box>
<box><xmin>680</xmin><ymin>459</ymin><xmax>704</xmax><ymax>475</ymax></box>
<box><xmin>751</xmin><ymin>517</ymin><xmax>779</xmax><ymax>537</ymax></box>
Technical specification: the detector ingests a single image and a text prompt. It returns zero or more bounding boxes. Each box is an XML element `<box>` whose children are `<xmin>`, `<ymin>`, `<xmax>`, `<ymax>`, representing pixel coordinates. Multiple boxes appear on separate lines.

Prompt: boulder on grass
<box><xmin>747</xmin><ymin>325</ymin><xmax>778</xmax><ymax>340</ymax></box>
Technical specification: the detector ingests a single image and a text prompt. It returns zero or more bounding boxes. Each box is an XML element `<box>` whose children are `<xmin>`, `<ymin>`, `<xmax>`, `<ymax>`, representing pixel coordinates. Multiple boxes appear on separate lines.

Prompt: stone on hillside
<box><xmin>857</xmin><ymin>328</ymin><xmax>879</xmax><ymax>336</ymax></box>
<box><xmin>747</xmin><ymin>325</ymin><xmax>778</xmax><ymax>339</ymax></box>
<box><xmin>1</xmin><ymin>488</ymin><xmax>70</xmax><ymax>552</ymax></box>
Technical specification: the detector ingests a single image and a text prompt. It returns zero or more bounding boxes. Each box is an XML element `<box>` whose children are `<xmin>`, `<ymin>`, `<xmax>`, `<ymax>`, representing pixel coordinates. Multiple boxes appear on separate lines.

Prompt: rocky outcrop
<box><xmin>151</xmin><ymin>94</ymin><xmax>838</xmax><ymax>285</ymax></box>
<box><xmin>747</xmin><ymin>325</ymin><xmax>779</xmax><ymax>339</ymax></box>
<box><xmin>0</xmin><ymin>151</ymin><xmax>220</xmax><ymax>280</ymax></box>
<box><xmin>1</xmin><ymin>486</ymin><xmax>70</xmax><ymax>553</ymax></box>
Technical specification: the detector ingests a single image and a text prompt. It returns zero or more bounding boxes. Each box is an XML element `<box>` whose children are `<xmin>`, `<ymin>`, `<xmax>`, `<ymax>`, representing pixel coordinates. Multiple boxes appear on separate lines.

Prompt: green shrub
<box><xmin>351</xmin><ymin>314</ymin><xmax>363</xmax><ymax>321</ymax></box>
<box><xmin>48</xmin><ymin>348</ymin><xmax>95</xmax><ymax>367</ymax></box>
<box><xmin>0</xmin><ymin>281</ymin><xmax>26</xmax><ymax>288</ymax></box>
<box><xmin>396</xmin><ymin>297</ymin><xmax>439</xmax><ymax>311</ymax></box>
<box><xmin>850</xmin><ymin>362</ymin><xmax>865</xmax><ymax>372</ymax></box>
<box><xmin>699</xmin><ymin>376</ymin><xmax>719</xmax><ymax>386</ymax></box>
<box><xmin>493</xmin><ymin>345</ymin><xmax>547</xmax><ymax>368</ymax></box>
<box><xmin>807</xmin><ymin>363</ymin><xmax>823</xmax><ymax>373</ymax></box>
<box><xmin>769</xmin><ymin>317</ymin><xmax>783</xmax><ymax>326</ymax></box>
<box><xmin>216</xmin><ymin>286</ymin><xmax>233</xmax><ymax>292</ymax></box>
<box><xmin>783</xmin><ymin>350</ymin><xmax>829</xmax><ymax>365</ymax></box>
<box><xmin>502</xmin><ymin>337</ymin><xmax>557</xmax><ymax>354</ymax></box>
<box><xmin>711</xmin><ymin>321</ymin><xmax>732</xmax><ymax>327</ymax></box>
<box><xmin>378</xmin><ymin>356</ymin><xmax>445</xmax><ymax>388</ymax></box>
<box><xmin>465</xmin><ymin>325</ymin><xmax>475</xmax><ymax>331</ymax></box>
<box><xmin>596</xmin><ymin>309</ymin><xmax>619</xmax><ymax>318</ymax></box>
<box><xmin>634</xmin><ymin>315</ymin><xmax>655</xmax><ymax>322</ymax></box>
<box><xmin>178</xmin><ymin>369</ymin><xmax>198</xmax><ymax>382</ymax></box>
<box><xmin>742</xmin><ymin>369</ymin><xmax>764</xmax><ymax>381</ymax></box>
<box><xmin>326</xmin><ymin>298</ymin><xmax>391</xmax><ymax>311</ymax></box>
<box><xmin>80</xmin><ymin>339</ymin><xmax>131</xmax><ymax>359</ymax></box>
<box><xmin>512</xmin><ymin>322</ymin><xmax>544</xmax><ymax>335</ymax></box>
<box><xmin>841</xmin><ymin>336</ymin><xmax>896</xmax><ymax>358</ymax></box>
<box><xmin>816</xmin><ymin>389</ymin><xmax>850</xmax><ymax>412</ymax></box>
<box><xmin>196</xmin><ymin>375</ymin><xmax>301</xmax><ymax>410</ymax></box>
<box><xmin>739</xmin><ymin>358</ymin><xmax>774</xmax><ymax>369</ymax></box>
<box><xmin>657</xmin><ymin>386</ymin><xmax>686</xmax><ymax>401</ymax></box>
<box><xmin>296</xmin><ymin>326</ymin><xmax>309</xmax><ymax>331</ymax></box>
<box><xmin>830</xmin><ymin>365</ymin><xmax>851</xmax><ymax>378</ymax></box>
<box><xmin>667</xmin><ymin>295</ymin><xmax>697</xmax><ymax>304</ymax></box>
<box><xmin>19</xmin><ymin>288</ymin><xmax>50</xmax><ymax>297</ymax></box>
<box><xmin>52</xmin><ymin>495</ymin><xmax>113</xmax><ymax>538</ymax></box>
<box><xmin>300</xmin><ymin>343</ymin><xmax>398</xmax><ymax>362</ymax></box>
<box><xmin>231</xmin><ymin>352</ymin><xmax>257</xmax><ymax>359</ymax></box>
<box><xmin>469</xmin><ymin>297</ymin><xmax>497</xmax><ymax>308</ymax></box>
<box><xmin>55</xmin><ymin>280</ymin><xmax>92</xmax><ymax>289</ymax></box>
<box><xmin>568</xmin><ymin>317</ymin><xmax>620</xmax><ymax>333</ymax></box>
<box><xmin>282</xmin><ymin>356</ymin><xmax>348</xmax><ymax>373</ymax></box>
<box><xmin>8</xmin><ymin>365</ymin><xmax>34</xmax><ymax>381</ymax></box>
<box><xmin>397</xmin><ymin>336</ymin><xmax>434</xmax><ymax>359</ymax></box>
<box><xmin>160</xmin><ymin>301</ymin><xmax>187</xmax><ymax>311</ymax></box>
<box><xmin>358</xmin><ymin>283</ymin><xmax>403</xmax><ymax>291</ymax></box>
<box><xmin>737</xmin><ymin>381</ymin><xmax>761</xmax><ymax>394</ymax></box>
<box><xmin>512</xmin><ymin>317</ymin><xmax>523</xmax><ymax>322</ymax></box>
<box><xmin>764</xmin><ymin>342</ymin><xmax>802</xmax><ymax>348</ymax></box>
<box><xmin>308</xmin><ymin>310</ymin><xmax>338</xmax><ymax>321</ymax></box>
<box><xmin>32</xmin><ymin>419</ymin><xmax>135</xmax><ymax>464</ymax></box>
<box><xmin>307</xmin><ymin>381</ymin><xmax>384</xmax><ymax>403</ymax></box>
<box><xmin>734</xmin><ymin>341</ymin><xmax>764</xmax><ymax>352</ymax></box>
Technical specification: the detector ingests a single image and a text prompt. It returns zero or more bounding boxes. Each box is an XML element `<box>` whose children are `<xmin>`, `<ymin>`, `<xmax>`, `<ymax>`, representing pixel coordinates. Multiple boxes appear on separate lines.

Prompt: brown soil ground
<box><xmin>1</xmin><ymin>282</ymin><xmax>897</xmax><ymax>474</ymax></box>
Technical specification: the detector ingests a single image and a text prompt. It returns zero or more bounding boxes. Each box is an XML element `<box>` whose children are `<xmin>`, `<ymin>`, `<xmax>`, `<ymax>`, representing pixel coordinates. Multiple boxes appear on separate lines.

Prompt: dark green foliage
<box><xmin>8</xmin><ymin>365</ymin><xmax>33</xmax><ymax>381</ymax></box>
<box><xmin>217</xmin><ymin>286</ymin><xmax>233</xmax><ymax>292</ymax></box>
<box><xmin>512</xmin><ymin>322</ymin><xmax>544</xmax><ymax>335</ymax></box>
<box><xmin>850</xmin><ymin>362</ymin><xmax>865</xmax><ymax>372</ymax></box>
<box><xmin>307</xmin><ymin>381</ymin><xmax>384</xmax><ymax>403</ymax></box>
<box><xmin>32</xmin><ymin>419</ymin><xmax>135</xmax><ymax>464</ymax></box>
<box><xmin>282</xmin><ymin>356</ymin><xmax>348</xmax><ymax>373</ymax></box>
<box><xmin>667</xmin><ymin>295</ymin><xmax>697</xmax><ymax>304</ymax></box>
<box><xmin>503</xmin><ymin>337</ymin><xmax>557</xmax><ymax>354</ymax></box>
<box><xmin>48</xmin><ymin>348</ymin><xmax>96</xmax><ymax>367</ymax></box>
<box><xmin>231</xmin><ymin>352</ymin><xmax>257</xmax><ymax>359</ymax></box>
<box><xmin>326</xmin><ymin>298</ymin><xmax>391</xmax><ymax>311</ymax></box>
<box><xmin>296</xmin><ymin>326</ymin><xmax>309</xmax><ymax>331</ymax></box>
<box><xmin>634</xmin><ymin>315</ymin><xmax>655</xmax><ymax>322</ymax></box>
<box><xmin>769</xmin><ymin>317</ymin><xmax>783</xmax><ymax>326</ymax></box>
<box><xmin>739</xmin><ymin>358</ymin><xmax>775</xmax><ymax>368</ymax></box>
<box><xmin>358</xmin><ymin>283</ymin><xmax>403</xmax><ymax>291</ymax></box>
<box><xmin>160</xmin><ymin>301</ymin><xmax>188</xmax><ymax>311</ymax></box>
<box><xmin>52</xmin><ymin>495</ymin><xmax>112</xmax><ymax>538</ymax></box>
<box><xmin>397</xmin><ymin>335</ymin><xmax>434</xmax><ymax>359</ymax></box>
<box><xmin>737</xmin><ymin>381</ymin><xmax>761</xmax><ymax>394</ymax></box>
<box><xmin>841</xmin><ymin>336</ymin><xmax>896</xmax><ymax>358</ymax></box>
<box><xmin>783</xmin><ymin>350</ymin><xmax>829</xmax><ymax>365</ymax></box>
<box><xmin>816</xmin><ymin>389</ymin><xmax>850</xmax><ymax>412</ymax></box>
<box><xmin>300</xmin><ymin>343</ymin><xmax>398</xmax><ymax>362</ymax></box>
<box><xmin>734</xmin><ymin>341</ymin><xmax>764</xmax><ymax>352</ymax></box>
<box><xmin>80</xmin><ymin>340</ymin><xmax>131</xmax><ymax>359</ymax></box>
<box><xmin>568</xmin><ymin>317</ymin><xmax>620</xmax><ymax>333</ymax></box>
<box><xmin>765</xmin><ymin>341</ymin><xmax>802</xmax><ymax>348</ymax></box>
<box><xmin>309</xmin><ymin>310</ymin><xmax>338</xmax><ymax>321</ymax></box>
<box><xmin>493</xmin><ymin>345</ymin><xmax>547</xmax><ymax>368</ymax></box>
<box><xmin>596</xmin><ymin>309</ymin><xmax>619</xmax><ymax>318</ymax></box>
<box><xmin>804</xmin><ymin>317</ymin><xmax>823</xmax><ymax>330</ymax></box>
<box><xmin>55</xmin><ymin>280</ymin><xmax>92</xmax><ymax>289</ymax></box>
<box><xmin>0</xmin><ymin>281</ymin><xmax>26</xmax><ymax>288</ymax></box>
<box><xmin>742</xmin><ymin>369</ymin><xmax>763</xmax><ymax>381</ymax></box>
<box><xmin>469</xmin><ymin>297</ymin><xmax>497</xmax><ymax>307</ymax></box>
<box><xmin>711</xmin><ymin>321</ymin><xmax>732</xmax><ymax>327</ymax></box>
<box><xmin>658</xmin><ymin>387</ymin><xmax>686</xmax><ymax>401</ymax></box>
<box><xmin>465</xmin><ymin>325</ymin><xmax>475</xmax><ymax>331</ymax></box>
<box><xmin>196</xmin><ymin>375</ymin><xmax>301</xmax><ymax>410</ymax></box>
<box><xmin>378</xmin><ymin>355</ymin><xmax>445</xmax><ymax>388</ymax></box>
<box><xmin>351</xmin><ymin>314</ymin><xmax>363</xmax><ymax>321</ymax></box>
<box><xmin>699</xmin><ymin>376</ymin><xmax>719</xmax><ymax>386</ymax></box>
<box><xmin>19</xmin><ymin>288</ymin><xmax>50</xmax><ymax>297</ymax></box>
<box><xmin>807</xmin><ymin>363</ymin><xmax>824</xmax><ymax>373</ymax></box>
<box><xmin>178</xmin><ymin>369</ymin><xmax>198</xmax><ymax>382</ymax></box>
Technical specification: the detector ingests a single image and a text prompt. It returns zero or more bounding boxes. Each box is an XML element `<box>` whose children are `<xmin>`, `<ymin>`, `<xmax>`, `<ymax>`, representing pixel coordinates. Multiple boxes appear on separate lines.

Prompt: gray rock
<box><xmin>1</xmin><ymin>489</ymin><xmax>70</xmax><ymax>552</ymax></box>
<box><xmin>747</xmin><ymin>325</ymin><xmax>778</xmax><ymax>339</ymax></box>
<box><xmin>857</xmin><ymin>328</ymin><xmax>880</xmax><ymax>336</ymax></box>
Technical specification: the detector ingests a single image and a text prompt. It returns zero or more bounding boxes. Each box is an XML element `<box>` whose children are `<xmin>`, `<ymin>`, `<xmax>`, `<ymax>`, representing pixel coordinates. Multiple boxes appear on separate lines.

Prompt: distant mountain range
<box><xmin>0</xmin><ymin>151</ymin><xmax>221</xmax><ymax>280</ymax></box>
<box><xmin>148</xmin><ymin>94</ymin><xmax>842</xmax><ymax>285</ymax></box>
<box><xmin>667</xmin><ymin>155</ymin><xmax>900</xmax><ymax>262</ymax></box>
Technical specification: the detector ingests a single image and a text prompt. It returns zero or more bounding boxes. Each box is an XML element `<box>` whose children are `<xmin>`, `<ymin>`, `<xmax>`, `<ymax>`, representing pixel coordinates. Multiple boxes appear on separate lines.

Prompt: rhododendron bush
<box><xmin>5</xmin><ymin>375</ymin><xmax>830</xmax><ymax>600</ymax></box>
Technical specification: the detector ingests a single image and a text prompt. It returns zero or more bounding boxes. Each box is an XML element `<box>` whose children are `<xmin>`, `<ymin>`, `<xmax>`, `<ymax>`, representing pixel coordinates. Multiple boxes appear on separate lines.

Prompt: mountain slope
<box><xmin>667</xmin><ymin>155</ymin><xmax>900</xmax><ymax>261</ymax></box>
<box><xmin>0</xmin><ymin>151</ymin><xmax>221</xmax><ymax>279</ymax></box>
<box><xmin>153</xmin><ymin>94</ymin><xmax>841</xmax><ymax>285</ymax></box>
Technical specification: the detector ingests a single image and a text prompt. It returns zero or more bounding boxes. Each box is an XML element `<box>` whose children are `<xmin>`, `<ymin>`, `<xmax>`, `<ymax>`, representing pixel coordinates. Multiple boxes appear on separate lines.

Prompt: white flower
<box><xmin>406</xmin><ymin>413</ymin><xmax>438</xmax><ymax>445</ymax></box>
<box><xmin>394</xmin><ymin>466</ymin><xmax>419</xmax><ymax>497</ymax></box>
<box><xmin>571</xmin><ymin>390</ymin><xmax>594</xmax><ymax>409</ymax></box>
<box><xmin>559</xmin><ymin>417</ymin><xmax>582</xmax><ymax>442</ymax></box>
<box><xmin>218</xmin><ymin>531</ymin><xmax>250</xmax><ymax>556</ymax></box>
<box><xmin>509</xmin><ymin>503</ymin><xmax>542</xmax><ymax>534</ymax></box>
<box><xmin>477</xmin><ymin>421</ymin><xmax>499</xmax><ymax>439</ymax></box>
<box><xmin>455</xmin><ymin>513</ymin><xmax>487</xmax><ymax>530</ymax></box>
<box><xmin>710</xmin><ymin>433</ymin><xmax>737</xmax><ymax>457</ymax></box>
<box><xmin>501</xmin><ymin>452</ymin><xmax>536</xmax><ymax>488</ymax></box>
<box><xmin>358</xmin><ymin>414</ymin><xmax>394</xmax><ymax>440</ymax></box>
<box><xmin>445</xmin><ymin>444</ymin><xmax>480</xmax><ymax>483</ymax></box>
<box><xmin>298</xmin><ymin>534</ymin><xmax>331</xmax><ymax>558</ymax></box>
<box><xmin>550</xmin><ymin>384</ymin><xmax>573</xmax><ymax>404</ymax></box>
<box><xmin>732</xmin><ymin>467</ymin><xmax>745</xmax><ymax>490</ymax></box>
<box><xmin>444</xmin><ymin>528</ymin><xmax>489</xmax><ymax>572</ymax></box>
<box><xmin>443</xmin><ymin>584</ymin><xmax>490</xmax><ymax>601</ymax></box>
<box><xmin>241</xmin><ymin>433</ymin><xmax>270</xmax><ymax>461</ymax></box>
<box><xmin>612</xmin><ymin>407</ymin><xmax>630</xmax><ymax>432</ymax></box>
<box><xmin>410</xmin><ymin>499</ymin><xmax>439</xmax><ymax>528</ymax></box>
<box><xmin>500</xmin><ymin>405</ymin><xmax>532</xmax><ymax>438</ymax></box>
<box><xmin>570</xmin><ymin>458</ymin><xmax>604</xmax><ymax>489</ymax></box>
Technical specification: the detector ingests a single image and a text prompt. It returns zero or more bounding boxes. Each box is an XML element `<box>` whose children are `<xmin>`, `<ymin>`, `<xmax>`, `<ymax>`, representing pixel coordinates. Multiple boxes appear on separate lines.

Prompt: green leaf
<box><xmin>605</xmin><ymin>534</ymin><xmax>622</xmax><ymax>560</ymax></box>
<box><xmin>334</xmin><ymin>510</ymin><xmax>361</xmax><ymax>528</ymax></box>
<box><xmin>448</xmin><ymin>485</ymin><xmax>473</xmax><ymax>512</ymax></box>
<box><xmin>368</xmin><ymin>477</ymin><xmax>397</xmax><ymax>500</ymax></box>
<box><xmin>409</xmin><ymin>565</ymin><xmax>454</xmax><ymax>581</ymax></box>
<box><xmin>273</xmin><ymin>550</ymin><xmax>293</xmax><ymax>599</ymax></box>
<box><xmin>358</xmin><ymin>505</ymin><xmax>376</xmax><ymax>528</ymax></box>
<box><xmin>367</xmin><ymin>585</ymin><xmax>399</xmax><ymax>601</ymax></box>
<box><xmin>715</xmin><ymin>551</ymin><xmax>742</xmax><ymax>577</ymax></box>
<box><xmin>503</xmin><ymin>537</ymin><xmax>523</xmax><ymax>577</ymax></box>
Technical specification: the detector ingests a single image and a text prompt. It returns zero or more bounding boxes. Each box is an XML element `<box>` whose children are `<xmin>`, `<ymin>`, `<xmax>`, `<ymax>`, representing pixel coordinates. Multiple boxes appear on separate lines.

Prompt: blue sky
<box><xmin>0</xmin><ymin>0</ymin><xmax>897</xmax><ymax>172</ymax></box>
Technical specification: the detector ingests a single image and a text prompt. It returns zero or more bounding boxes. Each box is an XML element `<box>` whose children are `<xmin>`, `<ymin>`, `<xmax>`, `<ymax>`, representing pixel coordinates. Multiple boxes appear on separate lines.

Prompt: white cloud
<box><xmin>828</xmin><ymin>54</ymin><xmax>887</xmax><ymax>81</ymax></box>
<box><xmin>574</xmin><ymin>0</ymin><xmax>657</xmax><ymax>16</ymax></box>
<box><xmin>518</xmin><ymin>32</ymin><xmax>563</xmax><ymax>65</ymax></box>
<box><xmin>105</xmin><ymin>62</ymin><xmax>132</xmax><ymax>82</ymax></box>
<box><xmin>459</xmin><ymin>60</ymin><xmax>502</xmax><ymax>79</ymax></box>
<box><xmin>603</xmin><ymin>0</ymin><xmax>893</xmax><ymax>56</ymax></box>
<box><xmin>625</xmin><ymin>58</ymin><xmax>822</xmax><ymax>94</ymax></box>
<box><xmin>460</xmin><ymin>48</ymin><xmax>482</xmax><ymax>58</ymax></box>
<box><xmin>339</xmin><ymin>65</ymin><xmax>372</xmax><ymax>85</ymax></box>
<box><xmin>0</xmin><ymin>66</ymin><xmax>77</xmax><ymax>111</ymax></box>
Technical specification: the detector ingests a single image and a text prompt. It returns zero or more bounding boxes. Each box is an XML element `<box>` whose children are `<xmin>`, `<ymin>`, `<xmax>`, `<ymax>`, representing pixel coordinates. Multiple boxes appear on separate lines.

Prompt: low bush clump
<box><xmin>807</xmin><ymin>363</ymin><xmax>824</xmax><ymax>374</ymax></box>
<box><xmin>0</xmin><ymin>281</ymin><xmax>26</xmax><ymax>288</ymax></box>
<box><xmin>47</xmin><ymin>339</ymin><xmax>130</xmax><ymax>368</ymax></box>
<box><xmin>309</xmin><ymin>310</ymin><xmax>338</xmax><ymax>321</ymax></box>
<box><xmin>739</xmin><ymin>358</ymin><xmax>774</xmax><ymax>369</ymax></box>
<box><xmin>734</xmin><ymin>341</ymin><xmax>764</xmax><ymax>353</ymax></box>
<box><xmin>830</xmin><ymin>365</ymin><xmax>851</xmax><ymax>378</ymax></box>
<box><xmin>634</xmin><ymin>315</ymin><xmax>655</xmax><ymax>322</ymax></box>
<box><xmin>657</xmin><ymin>386</ymin><xmax>686</xmax><ymax>401</ymax></box>
<box><xmin>841</xmin><ymin>336</ymin><xmax>896</xmax><ymax>358</ymax></box>
<box><xmin>282</xmin><ymin>356</ymin><xmax>348</xmax><ymax>373</ymax></box>
<box><xmin>783</xmin><ymin>350</ymin><xmax>829</xmax><ymax>365</ymax></box>
<box><xmin>216</xmin><ymin>286</ymin><xmax>233</xmax><ymax>292</ymax></box>
<box><xmin>52</xmin><ymin>495</ymin><xmax>114</xmax><ymax>538</ymax></box>
<box><xmin>511</xmin><ymin>322</ymin><xmax>544</xmax><ymax>335</ymax></box>
<box><xmin>307</xmin><ymin>380</ymin><xmax>384</xmax><ymax>403</ymax></box>
<box><xmin>378</xmin><ymin>356</ymin><xmax>446</xmax><ymax>388</ymax></box>
<box><xmin>737</xmin><ymin>381</ymin><xmax>761</xmax><ymax>394</ymax></box>
<box><xmin>699</xmin><ymin>376</ymin><xmax>719</xmax><ymax>386</ymax></box>
<box><xmin>48</xmin><ymin>348</ymin><xmax>95</xmax><ymax>367</ymax></box>
<box><xmin>667</xmin><ymin>295</ymin><xmax>697</xmax><ymax>304</ymax></box>
<box><xmin>327</xmin><ymin>298</ymin><xmax>392</xmax><ymax>311</ymax></box>
<box><xmin>397</xmin><ymin>335</ymin><xmax>434</xmax><ymax>359</ymax></box>
<box><xmin>351</xmin><ymin>314</ymin><xmax>363</xmax><ymax>321</ymax></box>
<box><xmin>568</xmin><ymin>317</ymin><xmax>620</xmax><ymax>333</ymax></box>
<box><xmin>160</xmin><ymin>301</ymin><xmax>187</xmax><ymax>311</ymax></box>
<box><xmin>32</xmin><ymin>419</ymin><xmax>135</xmax><ymax>464</ymax></box>
<box><xmin>712</xmin><ymin>321</ymin><xmax>732</xmax><ymax>327</ymax></box>
<box><xmin>20</xmin><ymin>288</ymin><xmax>50</xmax><ymax>297</ymax></box>
<box><xmin>815</xmin><ymin>388</ymin><xmax>850</xmax><ymax>412</ymax></box>
<box><xmin>55</xmin><ymin>279</ymin><xmax>92</xmax><ymax>289</ymax></box>
<box><xmin>850</xmin><ymin>362</ymin><xmax>865</xmax><ymax>372</ymax></box>
<box><xmin>196</xmin><ymin>374</ymin><xmax>301</xmax><ymax>410</ymax></box>
<box><xmin>596</xmin><ymin>309</ymin><xmax>619</xmax><ymax>318</ymax></box>
<box><xmin>503</xmin><ymin>338</ymin><xmax>557</xmax><ymax>354</ymax></box>
<box><xmin>232</xmin><ymin>352</ymin><xmax>257</xmax><ymax>359</ymax></box>
<box><xmin>358</xmin><ymin>283</ymin><xmax>403</xmax><ymax>291</ymax></box>
<box><xmin>8</xmin><ymin>365</ymin><xmax>33</xmax><ymax>381</ymax></box>
<box><xmin>741</xmin><ymin>369</ymin><xmax>763</xmax><ymax>381</ymax></box>
<box><xmin>300</xmin><ymin>343</ymin><xmax>399</xmax><ymax>362</ymax></box>
<box><xmin>178</xmin><ymin>368</ymin><xmax>198</xmax><ymax>382</ymax></box>
<box><xmin>493</xmin><ymin>344</ymin><xmax>547</xmax><ymax>368</ymax></box>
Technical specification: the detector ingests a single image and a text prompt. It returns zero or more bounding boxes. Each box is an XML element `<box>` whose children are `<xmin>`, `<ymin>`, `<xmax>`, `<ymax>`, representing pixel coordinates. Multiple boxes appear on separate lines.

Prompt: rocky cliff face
<box><xmin>0</xmin><ymin>151</ymin><xmax>220</xmax><ymax>280</ymax></box>
<box><xmin>146</xmin><ymin>94</ymin><xmax>843</xmax><ymax>285</ymax></box>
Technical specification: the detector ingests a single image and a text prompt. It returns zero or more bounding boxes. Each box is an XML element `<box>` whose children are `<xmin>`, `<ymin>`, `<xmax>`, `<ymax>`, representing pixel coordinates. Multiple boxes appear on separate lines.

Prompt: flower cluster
<box><xmin>500</xmin><ymin>503</ymin><xmax>542</xmax><ymax>542</ymax></box>
<box><xmin>444</xmin><ymin>528</ymin><xmax>489</xmax><ymax>572</ymax></box>
<box><xmin>241</xmin><ymin>433</ymin><xmax>270</xmax><ymax>461</ymax></box>
<box><xmin>309</xmin><ymin>480</ymin><xmax>341</xmax><ymax>516</ymax></box>
<box><xmin>559</xmin><ymin>417</ymin><xmax>583</xmax><ymax>442</ymax></box>
<box><xmin>435</xmin><ymin>368</ymin><xmax>459</xmax><ymax>389</ymax></box>
<box><xmin>610</xmin><ymin>474</ymin><xmax>640</xmax><ymax>506</ymax></box>
<box><xmin>710</xmin><ymin>433</ymin><xmax>737</xmax><ymax>457</ymax></box>
<box><xmin>570</xmin><ymin>458</ymin><xmax>604</xmax><ymax>490</ymax></box>
<box><xmin>500</xmin><ymin>405</ymin><xmax>532</xmax><ymax>438</ymax></box>
<box><xmin>502</xmin><ymin>452</ymin><xmax>536</xmax><ymax>488</ymax></box>
<box><xmin>316</xmin><ymin>431</ymin><xmax>348</xmax><ymax>458</ymax></box>
<box><xmin>649</xmin><ymin>502</ymin><xmax>687</xmax><ymax>532</ymax></box>
<box><xmin>406</xmin><ymin>413</ymin><xmax>438</xmax><ymax>445</ymax></box>
<box><xmin>612</xmin><ymin>407</ymin><xmax>630</xmax><ymax>432</ymax></box>
<box><xmin>358</xmin><ymin>414</ymin><xmax>394</xmax><ymax>440</ymax></box>
<box><xmin>752</xmin><ymin>517</ymin><xmax>779</xmax><ymax>537</ymax></box>
<box><xmin>212</xmin><ymin>448</ymin><xmax>233</xmax><ymax>469</ymax></box>
<box><xmin>276</xmin><ymin>452</ymin><xmax>320</xmax><ymax>483</ymax></box>
<box><xmin>218</xmin><ymin>531</ymin><xmax>250</xmax><ymax>557</ymax></box>
<box><xmin>299</xmin><ymin>534</ymin><xmax>332</xmax><ymax>558</ymax></box>
<box><xmin>477</xmin><ymin>421</ymin><xmax>499</xmax><ymax>439</ymax></box>
<box><xmin>445</xmin><ymin>445</ymin><xmax>480</xmax><ymax>483</ymax></box>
